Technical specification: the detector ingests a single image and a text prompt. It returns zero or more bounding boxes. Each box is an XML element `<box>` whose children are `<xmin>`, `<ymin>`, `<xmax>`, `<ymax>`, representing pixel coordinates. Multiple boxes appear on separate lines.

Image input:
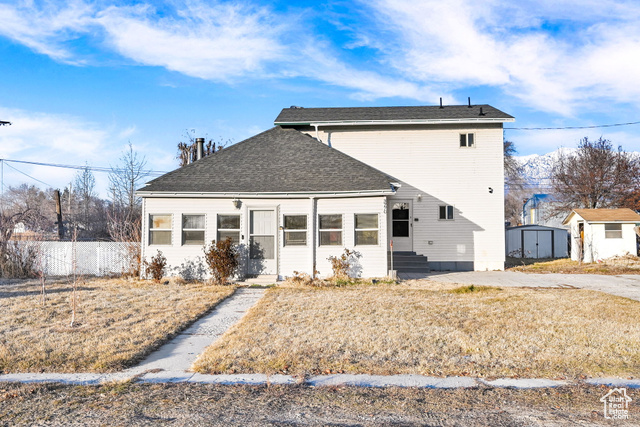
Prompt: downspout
<box><xmin>310</xmin><ymin>196</ymin><xmax>316</xmax><ymax>278</ymax></box>
<box><xmin>313</xmin><ymin>124</ymin><xmax>320</xmax><ymax>142</ymax></box>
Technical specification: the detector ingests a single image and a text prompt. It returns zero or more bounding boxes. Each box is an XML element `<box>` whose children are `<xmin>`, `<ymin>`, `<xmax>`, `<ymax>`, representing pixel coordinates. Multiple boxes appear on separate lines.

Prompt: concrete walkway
<box><xmin>400</xmin><ymin>270</ymin><xmax>640</xmax><ymax>301</ymax></box>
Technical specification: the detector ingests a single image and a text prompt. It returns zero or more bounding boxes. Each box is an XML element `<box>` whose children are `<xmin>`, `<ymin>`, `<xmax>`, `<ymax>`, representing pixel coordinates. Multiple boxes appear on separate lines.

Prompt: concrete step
<box><xmin>395</xmin><ymin>266</ymin><xmax>431</xmax><ymax>273</ymax></box>
<box><xmin>389</xmin><ymin>251</ymin><xmax>430</xmax><ymax>273</ymax></box>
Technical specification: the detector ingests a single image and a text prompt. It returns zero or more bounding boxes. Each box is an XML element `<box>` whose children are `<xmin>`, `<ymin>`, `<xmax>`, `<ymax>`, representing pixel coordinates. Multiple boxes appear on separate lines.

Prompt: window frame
<box><xmin>217</xmin><ymin>214</ymin><xmax>241</xmax><ymax>244</ymax></box>
<box><xmin>354</xmin><ymin>213</ymin><xmax>379</xmax><ymax>246</ymax></box>
<box><xmin>181</xmin><ymin>214</ymin><xmax>206</xmax><ymax>246</ymax></box>
<box><xmin>439</xmin><ymin>205</ymin><xmax>454</xmax><ymax>220</ymax></box>
<box><xmin>604</xmin><ymin>223</ymin><xmax>623</xmax><ymax>239</ymax></box>
<box><xmin>318</xmin><ymin>214</ymin><xmax>343</xmax><ymax>246</ymax></box>
<box><xmin>459</xmin><ymin>133</ymin><xmax>475</xmax><ymax>148</ymax></box>
<box><xmin>149</xmin><ymin>214</ymin><xmax>172</xmax><ymax>246</ymax></box>
<box><xmin>283</xmin><ymin>214</ymin><xmax>307</xmax><ymax>246</ymax></box>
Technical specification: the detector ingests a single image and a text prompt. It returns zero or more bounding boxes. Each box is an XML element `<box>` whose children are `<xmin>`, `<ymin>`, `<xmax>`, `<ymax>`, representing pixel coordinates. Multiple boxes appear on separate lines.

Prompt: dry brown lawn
<box><xmin>0</xmin><ymin>278</ymin><xmax>234</xmax><ymax>373</ymax></box>
<box><xmin>193</xmin><ymin>281</ymin><xmax>640</xmax><ymax>379</ymax></box>
<box><xmin>507</xmin><ymin>255</ymin><xmax>640</xmax><ymax>274</ymax></box>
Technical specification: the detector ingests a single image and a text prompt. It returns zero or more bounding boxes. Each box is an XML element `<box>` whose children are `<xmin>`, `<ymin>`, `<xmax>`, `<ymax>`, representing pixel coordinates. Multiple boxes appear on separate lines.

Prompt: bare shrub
<box><xmin>144</xmin><ymin>250</ymin><xmax>167</xmax><ymax>282</ymax></box>
<box><xmin>203</xmin><ymin>238</ymin><xmax>239</xmax><ymax>285</ymax></box>
<box><xmin>327</xmin><ymin>249</ymin><xmax>362</xmax><ymax>279</ymax></box>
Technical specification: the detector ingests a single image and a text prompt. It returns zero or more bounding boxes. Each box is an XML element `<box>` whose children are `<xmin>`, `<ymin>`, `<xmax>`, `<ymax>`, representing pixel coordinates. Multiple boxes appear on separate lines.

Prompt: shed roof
<box><xmin>274</xmin><ymin>104</ymin><xmax>514</xmax><ymax>125</ymax></box>
<box><xmin>563</xmin><ymin>208</ymin><xmax>640</xmax><ymax>224</ymax></box>
<box><xmin>138</xmin><ymin>127</ymin><xmax>394</xmax><ymax>195</ymax></box>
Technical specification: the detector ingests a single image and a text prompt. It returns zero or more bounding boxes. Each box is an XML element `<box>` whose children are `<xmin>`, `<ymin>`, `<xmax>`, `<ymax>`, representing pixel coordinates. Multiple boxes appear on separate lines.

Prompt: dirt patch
<box><xmin>0</xmin><ymin>381</ymin><xmax>634</xmax><ymax>426</ymax></box>
<box><xmin>193</xmin><ymin>284</ymin><xmax>640</xmax><ymax>379</ymax></box>
<box><xmin>0</xmin><ymin>278</ymin><xmax>234</xmax><ymax>373</ymax></box>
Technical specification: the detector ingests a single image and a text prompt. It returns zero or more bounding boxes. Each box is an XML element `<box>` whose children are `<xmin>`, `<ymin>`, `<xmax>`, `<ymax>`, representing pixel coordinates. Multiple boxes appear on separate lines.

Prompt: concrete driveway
<box><xmin>400</xmin><ymin>271</ymin><xmax>640</xmax><ymax>302</ymax></box>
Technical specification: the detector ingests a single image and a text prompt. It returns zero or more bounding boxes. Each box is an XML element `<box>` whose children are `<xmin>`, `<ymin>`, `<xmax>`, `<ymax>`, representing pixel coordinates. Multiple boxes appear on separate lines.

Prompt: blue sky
<box><xmin>1</xmin><ymin>0</ymin><xmax>640</xmax><ymax>196</ymax></box>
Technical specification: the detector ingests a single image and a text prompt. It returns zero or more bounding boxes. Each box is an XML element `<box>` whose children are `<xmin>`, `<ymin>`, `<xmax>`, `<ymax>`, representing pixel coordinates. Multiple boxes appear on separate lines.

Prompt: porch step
<box><xmin>389</xmin><ymin>251</ymin><xmax>430</xmax><ymax>273</ymax></box>
<box><xmin>238</xmin><ymin>275</ymin><xmax>278</xmax><ymax>286</ymax></box>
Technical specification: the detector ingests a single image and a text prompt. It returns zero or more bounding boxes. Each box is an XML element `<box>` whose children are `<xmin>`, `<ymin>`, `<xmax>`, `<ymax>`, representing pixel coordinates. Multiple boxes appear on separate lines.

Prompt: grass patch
<box><xmin>0</xmin><ymin>278</ymin><xmax>234</xmax><ymax>373</ymax></box>
<box><xmin>449</xmin><ymin>285</ymin><xmax>500</xmax><ymax>294</ymax></box>
<box><xmin>507</xmin><ymin>255</ymin><xmax>640</xmax><ymax>274</ymax></box>
<box><xmin>193</xmin><ymin>282</ymin><xmax>640</xmax><ymax>379</ymax></box>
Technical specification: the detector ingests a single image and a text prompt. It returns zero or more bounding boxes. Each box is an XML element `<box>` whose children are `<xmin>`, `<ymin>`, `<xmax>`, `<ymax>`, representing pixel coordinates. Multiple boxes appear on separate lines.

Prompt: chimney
<box><xmin>196</xmin><ymin>138</ymin><xmax>204</xmax><ymax>160</ymax></box>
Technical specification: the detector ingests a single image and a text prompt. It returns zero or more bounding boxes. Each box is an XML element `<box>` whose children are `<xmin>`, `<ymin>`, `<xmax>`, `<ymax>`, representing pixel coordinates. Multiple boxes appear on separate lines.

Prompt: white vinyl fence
<box><xmin>33</xmin><ymin>241</ymin><xmax>139</xmax><ymax>276</ymax></box>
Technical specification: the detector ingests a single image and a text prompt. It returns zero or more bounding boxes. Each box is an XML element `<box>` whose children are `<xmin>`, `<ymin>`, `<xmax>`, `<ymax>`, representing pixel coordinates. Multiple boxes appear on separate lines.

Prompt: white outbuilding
<box><xmin>563</xmin><ymin>208</ymin><xmax>640</xmax><ymax>262</ymax></box>
<box><xmin>505</xmin><ymin>225</ymin><xmax>568</xmax><ymax>258</ymax></box>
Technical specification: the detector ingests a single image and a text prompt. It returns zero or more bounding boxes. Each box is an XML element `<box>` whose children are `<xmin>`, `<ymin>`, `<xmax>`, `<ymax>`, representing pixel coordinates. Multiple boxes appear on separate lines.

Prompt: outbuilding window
<box><xmin>284</xmin><ymin>215</ymin><xmax>307</xmax><ymax>246</ymax></box>
<box><xmin>319</xmin><ymin>214</ymin><xmax>342</xmax><ymax>246</ymax></box>
<box><xmin>355</xmin><ymin>214</ymin><xmax>378</xmax><ymax>245</ymax></box>
<box><xmin>182</xmin><ymin>214</ymin><xmax>205</xmax><ymax>245</ymax></box>
<box><xmin>605</xmin><ymin>223</ymin><xmax>622</xmax><ymax>239</ymax></box>
<box><xmin>149</xmin><ymin>214</ymin><xmax>172</xmax><ymax>245</ymax></box>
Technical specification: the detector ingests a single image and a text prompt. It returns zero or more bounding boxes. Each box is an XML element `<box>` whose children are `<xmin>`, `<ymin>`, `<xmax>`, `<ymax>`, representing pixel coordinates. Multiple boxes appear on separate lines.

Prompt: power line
<box><xmin>4</xmin><ymin>162</ymin><xmax>53</xmax><ymax>187</ymax></box>
<box><xmin>0</xmin><ymin>158</ymin><xmax>169</xmax><ymax>176</ymax></box>
<box><xmin>505</xmin><ymin>120</ymin><xmax>640</xmax><ymax>131</ymax></box>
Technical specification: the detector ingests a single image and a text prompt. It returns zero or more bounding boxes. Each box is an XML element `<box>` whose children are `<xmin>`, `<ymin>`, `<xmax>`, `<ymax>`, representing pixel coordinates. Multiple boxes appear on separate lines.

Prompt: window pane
<box><xmin>605</xmin><ymin>224</ymin><xmax>622</xmax><ymax>231</ymax></box>
<box><xmin>439</xmin><ymin>206</ymin><xmax>446</xmax><ymax>219</ymax></box>
<box><xmin>467</xmin><ymin>133</ymin><xmax>474</xmax><ymax>147</ymax></box>
<box><xmin>285</xmin><ymin>231</ymin><xmax>306</xmax><ymax>246</ymax></box>
<box><xmin>356</xmin><ymin>214</ymin><xmax>378</xmax><ymax>229</ymax></box>
<box><xmin>605</xmin><ymin>224</ymin><xmax>622</xmax><ymax>239</ymax></box>
<box><xmin>392</xmin><ymin>221</ymin><xmax>409</xmax><ymax>237</ymax></box>
<box><xmin>356</xmin><ymin>230</ymin><xmax>378</xmax><ymax>245</ymax></box>
<box><xmin>447</xmin><ymin>205</ymin><xmax>454</xmax><ymax>219</ymax></box>
<box><xmin>460</xmin><ymin>134</ymin><xmax>466</xmax><ymax>147</ymax></box>
<box><xmin>218</xmin><ymin>215</ymin><xmax>240</xmax><ymax>229</ymax></box>
<box><xmin>150</xmin><ymin>230</ymin><xmax>171</xmax><ymax>245</ymax></box>
<box><xmin>151</xmin><ymin>215</ymin><xmax>171</xmax><ymax>230</ymax></box>
<box><xmin>320</xmin><ymin>230</ymin><xmax>342</xmax><ymax>245</ymax></box>
<box><xmin>319</xmin><ymin>214</ymin><xmax>341</xmax><ymax>229</ymax></box>
<box><xmin>284</xmin><ymin>215</ymin><xmax>306</xmax><ymax>230</ymax></box>
<box><xmin>183</xmin><ymin>214</ymin><xmax>204</xmax><ymax>229</ymax></box>
<box><xmin>250</xmin><ymin>236</ymin><xmax>275</xmax><ymax>259</ymax></box>
<box><xmin>217</xmin><ymin>231</ymin><xmax>239</xmax><ymax>244</ymax></box>
<box><xmin>183</xmin><ymin>230</ymin><xmax>205</xmax><ymax>245</ymax></box>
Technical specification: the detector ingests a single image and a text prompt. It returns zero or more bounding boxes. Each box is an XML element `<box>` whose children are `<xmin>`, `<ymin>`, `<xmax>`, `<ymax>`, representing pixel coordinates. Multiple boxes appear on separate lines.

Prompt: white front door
<box><xmin>249</xmin><ymin>210</ymin><xmax>276</xmax><ymax>275</ymax></box>
<box><xmin>390</xmin><ymin>200</ymin><xmax>413</xmax><ymax>252</ymax></box>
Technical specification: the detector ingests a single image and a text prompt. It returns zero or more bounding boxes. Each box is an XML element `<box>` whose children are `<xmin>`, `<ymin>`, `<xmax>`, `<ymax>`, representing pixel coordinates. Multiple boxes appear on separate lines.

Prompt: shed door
<box><xmin>537</xmin><ymin>231</ymin><xmax>553</xmax><ymax>258</ymax></box>
<box><xmin>523</xmin><ymin>230</ymin><xmax>553</xmax><ymax>258</ymax></box>
<box><xmin>249</xmin><ymin>210</ymin><xmax>276</xmax><ymax>275</ymax></box>
<box><xmin>523</xmin><ymin>230</ymin><xmax>538</xmax><ymax>258</ymax></box>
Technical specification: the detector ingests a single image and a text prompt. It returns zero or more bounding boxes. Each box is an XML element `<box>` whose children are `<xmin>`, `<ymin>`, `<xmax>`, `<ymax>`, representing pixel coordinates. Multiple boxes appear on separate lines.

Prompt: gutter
<box><xmin>276</xmin><ymin>118</ymin><xmax>515</xmax><ymax>127</ymax></box>
<box><xmin>136</xmin><ymin>189</ymin><xmax>395</xmax><ymax>199</ymax></box>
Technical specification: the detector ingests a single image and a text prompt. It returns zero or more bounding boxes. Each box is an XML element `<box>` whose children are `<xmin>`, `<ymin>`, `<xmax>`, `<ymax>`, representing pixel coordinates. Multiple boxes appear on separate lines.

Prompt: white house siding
<box><xmin>568</xmin><ymin>218</ymin><xmax>638</xmax><ymax>262</ymax></box>
<box><xmin>142</xmin><ymin>196</ymin><xmax>387</xmax><ymax>280</ymax></box>
<box><xmin>307</xmin><ymin>124</ymin><xmax>505</xmax><ymax>271</ymax></box>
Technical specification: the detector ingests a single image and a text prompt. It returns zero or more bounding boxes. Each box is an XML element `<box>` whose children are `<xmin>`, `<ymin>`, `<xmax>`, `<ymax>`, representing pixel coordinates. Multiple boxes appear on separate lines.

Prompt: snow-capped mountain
<box><xmin>514</xmin><ymin>148</ymin><xmax>574</xmax><ymax>185</ymax></box>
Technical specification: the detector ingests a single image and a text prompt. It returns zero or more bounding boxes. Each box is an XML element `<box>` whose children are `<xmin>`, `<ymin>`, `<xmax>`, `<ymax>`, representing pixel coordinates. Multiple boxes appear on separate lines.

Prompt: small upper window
<box><xmin>460</xmin><ymin>133</ymin><xmax>474</xmax><ymax>148</ymax></box>
<box><xmin>149</xmin><ymin>214</ymin><xmax>172</xmax><ymax>245</ymax></box>
<box><xmin>319</xmin><ymin>214</ymin><xmax>342</xmax><ymax>246</ymax></box>
<box><xmin>284</xmin><ymin>215</ymin><xmax>307</xmax><ymax>246</ymax></box>
<box><xmin>605</xmin><ymin>223</ymin><xmax>622</xmax><ymax>239</ymax></box>
<box><xmin>439</xmin><ymin>205</ymin><xmax>454</xmax><ymax>220</ymax></box>
<box><xmin>182</xmin><ymin>214</ymin><xmax>205</xmax><ymax>245</ymax></box>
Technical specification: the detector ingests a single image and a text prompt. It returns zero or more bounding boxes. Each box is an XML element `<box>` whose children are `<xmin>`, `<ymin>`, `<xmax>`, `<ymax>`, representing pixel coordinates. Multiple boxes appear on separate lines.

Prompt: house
<box><xmin>522</xmin><ymin>194</ymin><xmax>567</xmax><ymax>229</ymax></box>
<box><xmin>505</xmin><ymin>225</ymin><xmax>568</xmax><ymax>258</ymax></box>
<box><xmin>137</xmin><ymin>104</ymin><xmax>514</xmax><ymax>279</ymax></box>
<box><xmin>563</xmin><ymin>208</ymin><xmax>640</xmax><ymax>262</ymax></box>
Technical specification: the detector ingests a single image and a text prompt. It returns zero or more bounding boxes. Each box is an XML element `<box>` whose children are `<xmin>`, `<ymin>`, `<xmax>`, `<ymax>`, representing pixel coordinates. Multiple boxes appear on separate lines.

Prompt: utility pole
<box><xmin>54</xmin><ymin>189</ymin><xmax>64</xmax><ymax>240</ymax></box>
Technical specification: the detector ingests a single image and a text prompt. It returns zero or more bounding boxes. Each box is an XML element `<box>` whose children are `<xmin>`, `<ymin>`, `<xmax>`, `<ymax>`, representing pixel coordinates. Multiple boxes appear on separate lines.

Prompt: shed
<box><xmin>506</xmin><ymin>225</ymin><xmax>568</xmax><ymax>258</ymax></box>
<box><xmin>563</xmin><ymin>208</ymin><xmax>640</xmax><ymax>262</ymax></box>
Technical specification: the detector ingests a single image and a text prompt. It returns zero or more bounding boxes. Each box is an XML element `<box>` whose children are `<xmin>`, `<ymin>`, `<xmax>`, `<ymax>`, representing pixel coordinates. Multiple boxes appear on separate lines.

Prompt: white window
<box><xmin>439</xmin><ymin>205</ymin><xmax>454</xmax><ymax>220</ymax></box>
<box><xmin>319</xmin><ymin>214</ymin><xmax>342</xmax><ymax>246</ymax></box>
<box><xmin>284</xmin><ymin>215</ymin><xmax>307</xmax><ymax>246</ymax></box>
<box><xmin>460</xmin><ymin>133</ymin><xmax>475</xmax><ymax>147</ymax></box>
<box><xmin>217</xmin><ymin>215</ymin><xmax>240</xmax><ymax>244</ymax></box>
<box><xmin>182</xmin><ymin>214</ymin><xmax>205</xmax><ymax>245</ymax></box>
<box><xmin>149</xmin><ymin>214</ymin><xmax>172</xmax><ymax>245</ymax></box>
<box><xmin>355</xmin><ymin>214</ymin><xmax>378</xmax><ymax>245</ymax></box>
<box><xmin>605</xmin><ymin>223</ymin><xmax>622</xmax><ymax>239</ymax></box>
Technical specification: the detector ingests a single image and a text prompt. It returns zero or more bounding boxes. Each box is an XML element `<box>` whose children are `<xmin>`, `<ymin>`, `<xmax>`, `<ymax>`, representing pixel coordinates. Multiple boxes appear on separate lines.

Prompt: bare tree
<box><xmin>504</xmin><ymin>140</ymin><xmax>528</xmax><ymax>225</ymax></box>
<box><xmin>176</xmin><ymin>131</ymin><xmax>230</xmax><ymax>167</ymax></box>
<box><xmin>551</xmin><ymin>137</ymin><xmax>640</xmax><ymax>211</ymax></box>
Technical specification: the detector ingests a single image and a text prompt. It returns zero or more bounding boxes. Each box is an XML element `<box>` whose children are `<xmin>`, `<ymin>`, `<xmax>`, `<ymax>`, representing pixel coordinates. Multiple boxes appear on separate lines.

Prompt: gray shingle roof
<box><xmin>274</xmin><ymin>104</ymin><xmax>514</xmax><ymax>124</ymax></box>
<box><xmin>138</xmin><ymin>127</ymin><xmax>394</xmax><ymax>194</ymax></box>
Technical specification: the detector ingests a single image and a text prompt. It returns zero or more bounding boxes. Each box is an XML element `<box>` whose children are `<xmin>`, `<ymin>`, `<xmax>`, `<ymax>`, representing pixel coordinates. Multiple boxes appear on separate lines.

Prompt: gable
<box><xmin>138</xmin><ymin>127</ymin><xmax>394</xmax><ymax>195</ymax></box>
